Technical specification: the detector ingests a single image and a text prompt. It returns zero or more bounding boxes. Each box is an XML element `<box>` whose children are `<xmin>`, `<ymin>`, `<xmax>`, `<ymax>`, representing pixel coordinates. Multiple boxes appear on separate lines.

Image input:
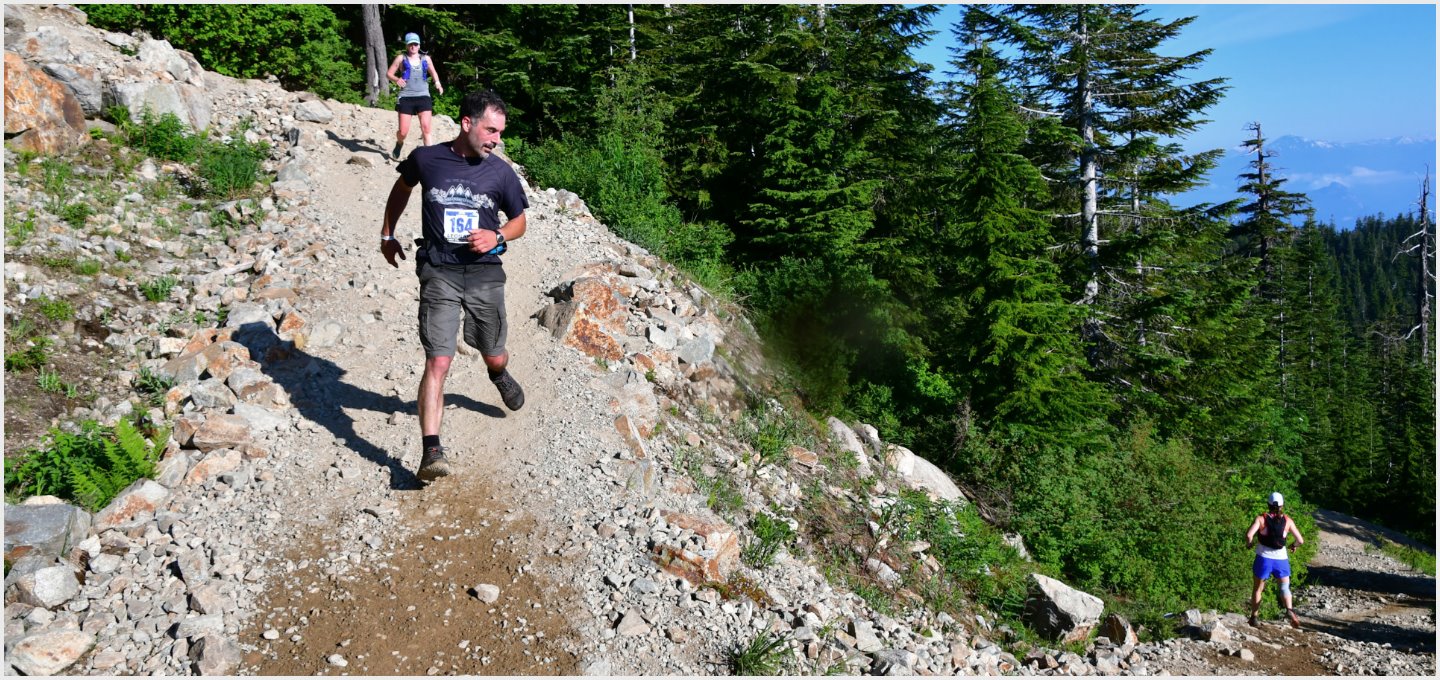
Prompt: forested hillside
<box><xmin>80</xmin><ymin>3</ymin><xmax>1435</xmax><ymax>616</ymax></box>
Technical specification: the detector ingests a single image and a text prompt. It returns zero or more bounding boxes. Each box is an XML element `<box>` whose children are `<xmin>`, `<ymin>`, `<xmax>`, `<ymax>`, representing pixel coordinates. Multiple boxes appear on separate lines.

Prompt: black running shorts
<box><xmin>397</xmin><ymin>96</ymin><xmax>433</xmax><ymax>116</ymax></box>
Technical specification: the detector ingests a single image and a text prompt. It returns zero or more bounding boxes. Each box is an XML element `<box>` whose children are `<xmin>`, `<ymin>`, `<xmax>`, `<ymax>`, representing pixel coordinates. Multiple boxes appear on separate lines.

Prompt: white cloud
<box><xmin>1288</xmin><ymin>166</ymin><xmax>1406</xmax><ymax>190</ymax></box>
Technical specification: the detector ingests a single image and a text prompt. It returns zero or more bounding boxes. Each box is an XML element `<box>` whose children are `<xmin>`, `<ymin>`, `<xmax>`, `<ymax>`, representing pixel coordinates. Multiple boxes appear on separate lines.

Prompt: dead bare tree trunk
<box><xmin>362</xmin><ymin>4</ymin><xmax>387</xmax><ymax>106</ymax></box>
<box><xmin>1406</xmin><ymin>173</ymin><xmax>1434</xmax><ymax>360</ymax></box>
<box><xmin>628</xmin><ymin>4</ymin><xmax>637</xmax><ymax>62</ymax></box>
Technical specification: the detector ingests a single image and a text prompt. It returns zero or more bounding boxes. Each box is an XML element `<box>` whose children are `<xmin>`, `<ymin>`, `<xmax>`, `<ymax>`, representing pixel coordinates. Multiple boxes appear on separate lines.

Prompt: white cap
<box><xmin>1268</xmin><ymin>492</ymin><xmax>1284</xmax><ymax>506</ymax></box>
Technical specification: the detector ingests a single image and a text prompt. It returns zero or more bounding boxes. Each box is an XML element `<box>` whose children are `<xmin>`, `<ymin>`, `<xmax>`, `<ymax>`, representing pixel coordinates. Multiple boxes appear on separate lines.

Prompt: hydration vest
<box><xmin>402</xmin><ymin>56</ymin><xmax>429</xmax><ymax>82</ymax></box>
<box><xmin>1259</xmin><ymin>513</ymin><xmax>1288</xmax><ymax>549</ymax></box>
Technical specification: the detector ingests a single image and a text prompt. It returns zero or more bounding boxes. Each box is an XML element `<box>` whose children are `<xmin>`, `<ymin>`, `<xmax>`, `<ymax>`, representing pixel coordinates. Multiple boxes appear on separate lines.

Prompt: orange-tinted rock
<box><xmin>786</xmin><ymin>445</ymin><xmax>819</xmax><ymax>468</ymax></box>
<box><xmin>184</xmin><ymin>448</ymin><xmax>242</xmax><ymax>485</ymax></box>
<box><xmin>652</xmin><ymin>511</ymin><xmax>740</xmax><ymax>584</ymax></box>
<box><xmin>93</xmin><ymin>480</ymin><xmax>170</xmax><ymax>532</ymax></box>
<box><xmin>615</xmin><ymin>415</ymin><xmax>650</xmax><ymax>459</ymax></box>
<box><xmin>564</xmin><ymin>316</ymin><xmax>624</xmax><ymax>362</ymax></box>
<box><xmin>3</xmin><ymin>52</ymin><xmax>87</xmax><ymax>155</ymax></box>
<box><xmin>190</xmin><ymin>415</ymin><xmax>251</xmax><ymax>452</ymax></box>
<box><xmin>276</xmin><ymin>310</ymin><xmax>306</xmax><ymax>335</ymax></box>
<box><xmin>182</xmin><ymin>328</ymin><xmax>220</xmax><ymax>356</ymax></box>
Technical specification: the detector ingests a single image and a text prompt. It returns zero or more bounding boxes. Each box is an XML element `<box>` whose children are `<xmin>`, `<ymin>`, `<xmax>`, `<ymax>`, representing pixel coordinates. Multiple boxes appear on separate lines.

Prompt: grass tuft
<box><xmin>728</xmin><ymin>630</ymin><xmax>789</xmax><ymax>676</ymax></box>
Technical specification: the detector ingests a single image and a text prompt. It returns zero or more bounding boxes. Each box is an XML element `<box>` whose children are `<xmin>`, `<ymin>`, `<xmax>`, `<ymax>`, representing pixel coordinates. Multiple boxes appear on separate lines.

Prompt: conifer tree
<box><xmin>961</xmin><ymin>5</ymin><xmax>1227</xmax><ymax>340</ymax></box>
<box><xmin>939</xmin><ymin>41</ymin><xmax>1110</xmax><ymax>446</ymax></box>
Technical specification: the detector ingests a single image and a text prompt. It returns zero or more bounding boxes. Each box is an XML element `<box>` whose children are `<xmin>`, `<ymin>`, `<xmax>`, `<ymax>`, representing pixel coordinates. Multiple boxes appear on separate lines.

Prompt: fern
<box><xmin>5</xmin><ymin>419</ymin><xmax>167</xmax><ymax>511</ymax></box>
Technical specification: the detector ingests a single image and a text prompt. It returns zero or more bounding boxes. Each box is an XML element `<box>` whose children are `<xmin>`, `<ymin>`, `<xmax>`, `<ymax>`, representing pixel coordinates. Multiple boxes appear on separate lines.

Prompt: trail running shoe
<box><xmin>1248</xmin><ymin>615</ymin><xmax>1259</xmax><ymax>628</ymax></box>
<box><xmin>417</xmin><ymin>445</ymin><xmax>452</xmax><ymax>482</ymax></box>
<box><xmin>492</xmin><ymin>370</ymin><xmax>525</xmax><ymax>411</ymax></box>
<box><xmin>392</xmin><ymin>141</ymin><xmax>404</xmax><ymax>160</ymax></box>
<box><xmin>1287</xmin><ymin>610</ymin><xmax>1301</xmax><ymax>629</ymax></box>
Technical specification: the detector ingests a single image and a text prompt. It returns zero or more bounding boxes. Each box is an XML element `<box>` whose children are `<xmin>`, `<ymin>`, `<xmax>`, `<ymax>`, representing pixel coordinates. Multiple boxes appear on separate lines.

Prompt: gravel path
<box><xmin>3</xmin><ymin>7</ymin><xmax>1433</xmax><ymax>673</ymax></box>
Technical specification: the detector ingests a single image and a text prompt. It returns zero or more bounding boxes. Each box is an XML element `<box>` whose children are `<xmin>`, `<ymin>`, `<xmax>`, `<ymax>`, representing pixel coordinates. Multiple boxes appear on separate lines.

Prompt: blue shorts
<box><xmin>1253</xmin><ymin>556</ymin><xmax>1291</xmax><ymax>580</ymax></box>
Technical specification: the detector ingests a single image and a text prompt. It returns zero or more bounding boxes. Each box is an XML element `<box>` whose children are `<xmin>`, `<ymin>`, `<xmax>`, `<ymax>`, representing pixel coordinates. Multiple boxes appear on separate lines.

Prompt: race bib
<box><xmin>443</xmin><ymin>208</ymin><xmax>479</xmax><ymax>244</ymax></box>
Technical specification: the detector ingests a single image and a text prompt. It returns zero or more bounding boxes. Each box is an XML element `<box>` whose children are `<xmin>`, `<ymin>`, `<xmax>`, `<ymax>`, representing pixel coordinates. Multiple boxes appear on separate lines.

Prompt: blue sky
<box><xmin>910</xmin><ymin>3</ymin><xmax>1437</xmax><ymax>153</ymax></box>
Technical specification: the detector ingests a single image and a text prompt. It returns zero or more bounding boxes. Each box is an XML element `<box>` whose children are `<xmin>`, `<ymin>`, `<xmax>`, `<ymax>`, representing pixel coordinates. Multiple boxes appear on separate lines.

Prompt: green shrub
<box><xmin>728</xmin><ymin>631</ymin><xmax>789</xmax><ymax>676</ymax></box>
<box><xmin>35</xmin><ymin>296</ymin><xmax>75</xmax><ymax>322</ymax></box>
<box><xmin>4</xmin><ymin>419</ymin><xmax>167</xmax><ymax>512</ymax></box>
<box><xmin>14</xmin><ymin>149</ymin><xmax>40</xmax><ymax>176</ymax></box>
<box><xmin>198</xmin><ymin>136</ymin><xmax>269</xmax><ymax>198</ymax></box>
<box><xmin>59</xmin><ymin>202</ymin><xmax>93</xmax><ymax>228</ymax></box>
<box><xmin>36</xmin><ymin>368</ymin><xmax>64</xmax><ymax>393</ymax></box>
<box><xmin>511</xmin><ymin>65</ymin><xmax>735</xmax><ymax>296</ymax></box>
<box><xmin>133</xmin><ymin>367</ymin><xmax>177</xmax><ymax>407</ymax></box>
<box><xmin>123</xmin><ymin>109</ymin><xmax>201</xmax><ymax>162</ymax></box>
<box><xmin>5</xmin><ymin>207</ymin><xmax>37</xmax><ymax>245</ymax></box>
<box><xmin>139</xmin><ymin>275</ymin><xmax>178</xmax><ymax>302</ymax></box>
<box><xmin>75</xmin><ymin>260</ymin><xmax>103</xmax><ymax>276</ymax></box>
<box><xmin>737</xmin><ymin>399</ymin><xmax>817</xmax><ymax>467</ymax></box>
<box><xmin>673</xmin><ymin>445</ymin><xmax>745</xmax><ymax>519</ymax></box>
<box><xmin>1376</xmin><ymin>540</ymin><xmax>1436</xmax><ymax>576</ymax></box>
<box><xmin>4</xmin><ymin>337</ymin><xmax>52</xmax><ymax>372</ymax></box>
<box><xmin>742</xmin><ymin>510</ymin><xmax>796</xmax><ymax>568</ymax></box>
<box><xmin>883</xmin><ymin>489</ymin><xmax>1034</xmax><ymax>619</ymax></box>
<box><xmin>40</xmin><ymin>159</ymin><xmax>73</xmax><ymax>209</ymax></box>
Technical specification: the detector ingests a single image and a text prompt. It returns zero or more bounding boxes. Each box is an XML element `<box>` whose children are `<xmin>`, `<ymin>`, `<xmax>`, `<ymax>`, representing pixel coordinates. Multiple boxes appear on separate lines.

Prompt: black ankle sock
<box><xmin>423</xmin><ymin>435</ymin><xmax>441</xmax><ymax>450</ymax></box>
<box><xmin>489</xmin><ymin>367</ymin><xmax>506</xmax><ymax>381</ymax></box>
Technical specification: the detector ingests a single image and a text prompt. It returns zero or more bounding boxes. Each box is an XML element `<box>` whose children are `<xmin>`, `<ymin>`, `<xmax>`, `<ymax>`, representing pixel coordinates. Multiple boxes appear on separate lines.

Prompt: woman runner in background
<box><xmin>386</xmin><ymin>32</ymin><xmax>444</xmax><ymax>160</ymax></box>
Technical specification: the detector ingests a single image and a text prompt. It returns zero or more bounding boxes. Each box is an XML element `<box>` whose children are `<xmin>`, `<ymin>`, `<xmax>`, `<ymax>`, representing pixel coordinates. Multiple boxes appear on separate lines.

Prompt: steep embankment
<box><xmin>3</xmin><ymin>5</ymin><xmax>1434</xmax><ymax>677</ymax></box>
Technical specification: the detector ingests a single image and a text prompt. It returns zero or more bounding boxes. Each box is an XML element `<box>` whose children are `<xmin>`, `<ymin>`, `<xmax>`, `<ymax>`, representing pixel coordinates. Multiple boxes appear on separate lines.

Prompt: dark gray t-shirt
<box><xmin>398</xmin><ymin>141</ymin><xmax>528</xmax><ymax>266</ymax></box>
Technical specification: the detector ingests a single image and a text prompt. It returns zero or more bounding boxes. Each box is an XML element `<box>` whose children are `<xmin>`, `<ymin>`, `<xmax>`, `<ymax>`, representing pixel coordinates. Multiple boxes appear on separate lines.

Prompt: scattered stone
<box><xmin>7</xmin><ymin>629</ymin><xmax>95</xmax><ymax>676</ymax></box>
<box><xmin>472</xmin><ymin>584</ymin><xmax>501</xmax><ymax>604</ymax></box>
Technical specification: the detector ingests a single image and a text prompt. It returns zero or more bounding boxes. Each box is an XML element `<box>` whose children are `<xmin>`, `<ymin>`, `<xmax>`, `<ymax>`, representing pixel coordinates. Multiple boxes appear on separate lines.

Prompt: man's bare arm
<box><xmin>381</xmin><ymin>176</ymin><xmax>415</xmax><ymax>268</ymax></box>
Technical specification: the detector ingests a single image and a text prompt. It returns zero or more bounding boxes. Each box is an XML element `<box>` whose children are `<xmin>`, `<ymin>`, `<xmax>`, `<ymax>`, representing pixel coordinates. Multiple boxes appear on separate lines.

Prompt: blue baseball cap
<box><xmin>403</xmin><ymin>33</ymin><xmax>420</xmax><ymax>45</ymax></box>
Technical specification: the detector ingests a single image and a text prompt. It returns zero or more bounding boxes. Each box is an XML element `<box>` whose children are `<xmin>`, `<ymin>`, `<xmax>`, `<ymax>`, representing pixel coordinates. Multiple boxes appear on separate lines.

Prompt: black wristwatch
<box><xmin>495</xmin><ymin>230</ymin><xmax>506</xmax><ymax>245</ymax></box>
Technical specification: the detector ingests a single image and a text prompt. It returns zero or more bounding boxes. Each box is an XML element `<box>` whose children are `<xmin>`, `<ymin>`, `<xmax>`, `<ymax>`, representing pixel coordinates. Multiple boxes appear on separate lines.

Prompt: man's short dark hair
<box><xmin>461</xmin><ymin>90</ymin><xmax>507</xmax><ymax>120</ymax></box>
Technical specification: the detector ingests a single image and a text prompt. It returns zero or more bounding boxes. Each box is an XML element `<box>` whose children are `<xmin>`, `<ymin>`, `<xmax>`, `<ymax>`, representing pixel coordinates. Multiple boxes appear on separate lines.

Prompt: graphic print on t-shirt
<box><xmin>428</xmin><ymin>184</ymin><xmax>496</xmax><ymax>244</ymax></box>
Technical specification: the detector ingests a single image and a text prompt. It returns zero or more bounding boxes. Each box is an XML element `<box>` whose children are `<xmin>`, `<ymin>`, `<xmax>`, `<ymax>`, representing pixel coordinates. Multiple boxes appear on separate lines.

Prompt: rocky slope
<box><xmin>4</xmin><ymin>4</ymin><xmax>1434</xmax><ymax>677</ymax></box>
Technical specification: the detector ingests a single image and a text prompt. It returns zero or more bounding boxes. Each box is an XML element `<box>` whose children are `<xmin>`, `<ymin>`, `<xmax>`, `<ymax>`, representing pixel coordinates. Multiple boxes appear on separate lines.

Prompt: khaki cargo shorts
<box><xmin>417</xmin><ymin>261</ymin><xmax>507</xmax><ymax>358</ymax></box>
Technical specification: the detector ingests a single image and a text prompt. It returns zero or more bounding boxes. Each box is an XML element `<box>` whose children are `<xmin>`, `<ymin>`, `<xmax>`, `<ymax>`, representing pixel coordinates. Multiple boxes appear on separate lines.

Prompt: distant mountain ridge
<box><xmin>1178</xmin><ymin>135</ymin><xmax>1436</xmax><ymax>230</ymax></box>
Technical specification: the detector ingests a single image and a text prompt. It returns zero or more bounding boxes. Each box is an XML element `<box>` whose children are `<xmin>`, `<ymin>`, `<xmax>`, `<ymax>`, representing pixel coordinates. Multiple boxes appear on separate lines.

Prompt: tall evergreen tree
<box><xmin>1231</xmin><ymin>123</ymin><xmax>1314</xmax><ymax>299</ymax></box>
<box><xmin>939</xmin><ymin>41</ymin><xmax>1110</xmax><ymax>447</ymax></box>
<box><xmin>961</xmin><ymin>5</ymin><xmax>1227</xmax><ymax>343</ymax></box>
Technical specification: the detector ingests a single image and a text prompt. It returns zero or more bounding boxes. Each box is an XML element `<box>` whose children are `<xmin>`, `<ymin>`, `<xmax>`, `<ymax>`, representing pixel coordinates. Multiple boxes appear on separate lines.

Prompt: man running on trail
<box><xmin>379</xmin><ymin>89</ymin><xmax>527</xmax><ymax>483</ymax></box>
<box><xmin>1245</xmin><ymin>491</ymin><xmax>1306</xmax><ymax>628</ymax></box>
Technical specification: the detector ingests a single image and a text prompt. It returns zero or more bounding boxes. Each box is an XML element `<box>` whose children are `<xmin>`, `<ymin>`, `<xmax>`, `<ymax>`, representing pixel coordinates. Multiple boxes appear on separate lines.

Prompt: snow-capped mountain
<box><xmin>1177</xmin><ymin>135</ymin><xmax>1436</xmax><ymax>229</ymax></box>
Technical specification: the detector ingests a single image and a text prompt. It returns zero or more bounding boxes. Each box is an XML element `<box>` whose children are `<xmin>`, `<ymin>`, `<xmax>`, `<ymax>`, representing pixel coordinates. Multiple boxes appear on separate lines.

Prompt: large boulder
<box><xmin>826</xmin><ymin>417</ymin><xmax>872</xmax><ymax>477</ymax></box>
<box><xmin>1023</xmin><ymin>573</ymin><xmax>1104</xmax><ymax>643</ymax></box>
<box><xmin>104</xmin><ymin>80</ymin><xmax>211</xmax><ymax>132</ymax></box>
<box><xmin>7</xmin><ymin>629</ymin><xmax>95</xmax><ymax>676</ymax></box>
<box><xmin>136</xmin><ymin>38</ymin><xmax>204</xmax><ymax>86</ymax></box>
<box><xmin>4</xmin><ymin>500</ymin><xmax>90</xmax><ymax>564</ymax></box>
<box><xmin>40</xmin><ymin>62</ymin><xmax>103</xmax><ymax>115</ymax></box>
<box><xmin>883</xmin><ymin>444</ymin><xmax>965</xmax><ymax>503</ymax></box>
<box><xmin>4</xmin><ymin>52</ymin><xmax>88</xmax><ymax>154</ymax></box>
<box><xmin>294</xmin><ymin>99</ymin><xmax>333</xmax><ymax>123</ymax></box>
<box><xmin>92</xmin><ymin>479</ymin><xmax>171</xmax><ymax>532</ymax></box>
<box><xmin>535</xmin><ymin>276</ymin><xmax>629</xmax><ymax>362</ymax></box>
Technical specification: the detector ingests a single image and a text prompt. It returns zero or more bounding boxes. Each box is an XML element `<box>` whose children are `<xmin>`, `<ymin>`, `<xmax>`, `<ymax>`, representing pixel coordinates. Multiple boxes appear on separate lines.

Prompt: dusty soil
<box><xmin>1156</xmin><ymin>509</ymin><xmax>1435</xmax><ymax>676</ymax></box>
<box><xmin>231</xmin><ymin>114</ymin><xmax>592</xmax><ymax>674</ymax></box>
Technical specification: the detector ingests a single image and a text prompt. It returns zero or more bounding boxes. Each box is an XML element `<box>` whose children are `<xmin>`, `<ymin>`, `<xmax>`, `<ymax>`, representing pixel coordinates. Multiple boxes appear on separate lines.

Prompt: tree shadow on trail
<box><xmin>1306</xmin><ymin>564</ymin><xmax>1435</xmax><ymax>598</ymax></box>
<box><xmin>1300</xmin><ymin>607</ymin><xmax>1436</xmax><ymax>655</ymax></box>
<box><xmin>233</xmin><ymin>322</ymin><xmax>503</xmax><ymax>491</ymax></box>
<box><xmin>324</xmin><ymin>130</ymin><xmax>390</xmax><ymax>156</ymax></box>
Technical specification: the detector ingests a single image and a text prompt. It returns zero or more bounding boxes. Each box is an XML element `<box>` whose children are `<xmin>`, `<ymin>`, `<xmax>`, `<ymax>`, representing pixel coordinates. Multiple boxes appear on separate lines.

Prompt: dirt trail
<box><xmin>1298</xmin><ymin>511</ymin><xmax>1435</xmax><ymax>655</ymax></box>
<box><xmin>236</xmin><ymin>117</ymin><xmax>590</xmax><ymax>674</ymax></box>
<box><xmin>1164</xmin><ymin>509</ymin><xmax>1435</xmax><ymax>676</ymax></box>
